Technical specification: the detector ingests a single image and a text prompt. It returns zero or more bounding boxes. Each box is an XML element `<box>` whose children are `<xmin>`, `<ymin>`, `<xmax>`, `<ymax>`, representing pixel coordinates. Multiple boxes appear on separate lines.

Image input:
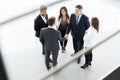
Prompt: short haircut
<box><xmin>48</xmin><ymin>17</ymin><xmax>56</xmax><ymax>26</ymax></box>
<box><xmin>75</xmin><ymin>5</ymin><xmax>83</xmax><ymax>9</ymax></box>
<box><xmin>40</xmin><ymin>5</ymin><xmax>47</xmax><ymax>12</ymax></box>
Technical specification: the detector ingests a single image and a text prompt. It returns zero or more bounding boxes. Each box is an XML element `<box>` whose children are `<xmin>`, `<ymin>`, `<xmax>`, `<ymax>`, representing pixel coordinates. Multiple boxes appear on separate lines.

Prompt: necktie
<box><xmin>76</xmin><ymin>15</ymin><xmax>79</xmax><ymax>25</ymax></box>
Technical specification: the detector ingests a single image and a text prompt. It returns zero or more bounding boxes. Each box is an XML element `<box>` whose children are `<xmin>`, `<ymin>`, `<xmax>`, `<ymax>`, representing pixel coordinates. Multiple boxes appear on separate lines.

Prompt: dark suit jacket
<box><xmin>34</xmin><ymin>14</ymin><xmax>48</xmax><ymax>37</ymax></box>
<box><xmin>40</xmin><ymin>27</ymin><xmax>65</xmax><ymax>51</ymax></box>
<box><xmin>66</xmin><ymin>13</ymin><xmax>90</xmax><ymax>40</ymax></box>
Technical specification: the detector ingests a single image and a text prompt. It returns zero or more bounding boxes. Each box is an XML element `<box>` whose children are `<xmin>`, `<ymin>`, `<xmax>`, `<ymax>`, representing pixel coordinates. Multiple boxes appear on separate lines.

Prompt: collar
<box><xmin>48</xmin><ymin>25</ymin><xmax>58</xmax><ymax>30</ymax></box>
<box><xmin>75</xmin><ymin>13</ymin><xmax>82</xmax><ymax>17</ymax></box>
<box><xmin>40</xmin><ymin>14</ymin><xmax>46</xmax><ymax>18</ymax></box>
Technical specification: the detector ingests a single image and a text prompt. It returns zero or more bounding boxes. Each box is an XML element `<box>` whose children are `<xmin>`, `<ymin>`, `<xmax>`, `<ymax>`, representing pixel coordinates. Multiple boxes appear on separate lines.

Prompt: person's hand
<box><xmin>64</xmin><ymin>34</ymin><xmax>68</xmax><ymax>39</ymax></box>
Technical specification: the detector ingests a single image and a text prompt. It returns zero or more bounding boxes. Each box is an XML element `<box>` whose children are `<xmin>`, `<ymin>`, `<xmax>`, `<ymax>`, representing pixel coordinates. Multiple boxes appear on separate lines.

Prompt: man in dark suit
<box><xmin>40</xmin><ymin>17</ymin><xmax>66</xmax><ymax>70</ymax></box>
<box><xmin>34</xmin><ymin>5</ymin><xmax>48</xmax><ymax>55</ymax></box>
<box><xmin>65</xmin><ymin>5</ymin><xmax>90</xmax><ymax>64</ymax></box>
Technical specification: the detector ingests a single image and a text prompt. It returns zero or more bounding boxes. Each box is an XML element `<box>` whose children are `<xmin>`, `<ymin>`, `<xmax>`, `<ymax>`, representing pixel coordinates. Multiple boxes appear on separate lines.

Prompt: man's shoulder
<box><xmin>71</xmin><ymin>13</ymin><xmax>75</xmax><ymax>16</ymax></box>
<box><xmin>41</xmin><ymin>27</ymin><xmax>48</xmax><ymax>31</ymax></box>
<box><xmin>51</xmin><ymin>29</ymin><xmax>60</xmax><ymax>34</ymax></box>
<box><xmin>35</xmin><ymin>15</ymin><xmax>41</xmax><ymax>20</ymax></box>
<box><xmin>56</xmin><ymin>30</ymin><xmax>60</xmax><ymax>33</ymax></box>
<box><xmin>82</xmin><ymin>14</ymin><xmax>89</xmax><ymax>19</ymax></box>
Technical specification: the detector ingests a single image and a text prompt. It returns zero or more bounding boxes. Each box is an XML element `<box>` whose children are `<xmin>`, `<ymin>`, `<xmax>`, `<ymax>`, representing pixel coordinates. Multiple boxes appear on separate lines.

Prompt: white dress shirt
<box><xmin>84</xmin><ymin>26</ymin><xmax>98</xmax><ymax>47</ymax></box>
<box><xmin>48</xmin><ymin>25</ymin><xmax>57</xmax><ymax>30</ymax></box>
<box><xmin>41</xmin><ymin>15</ymin><xmax>47</xmax><ymax>24</ymax></box>
<box><xmin>76</xmin><ymin>14</ymin><xmax>82</xmax><ymax>24</ymax></box>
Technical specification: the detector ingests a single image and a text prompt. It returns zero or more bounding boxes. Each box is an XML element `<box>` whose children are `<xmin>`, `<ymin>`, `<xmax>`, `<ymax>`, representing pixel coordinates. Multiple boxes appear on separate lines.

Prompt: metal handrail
<box><xmin>0</xmin><ymin>0</ymin><xmax>66</xmax><ymax>26</ymax></box>
<box><xmin>37</xmin><ymin>29</ymin><xmax>120</xmax><ymax>80</ymax></box>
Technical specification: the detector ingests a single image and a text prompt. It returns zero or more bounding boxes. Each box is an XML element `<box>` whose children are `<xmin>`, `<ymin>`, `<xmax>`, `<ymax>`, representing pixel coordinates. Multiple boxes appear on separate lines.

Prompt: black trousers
<box><xmin>42</xmin><ymin>44</ymin><xmax>45</xmax><ymax>54</ymax></box>
<box><xmin>45</xmin><ymin>51</ymin><xmax>58</xmax><ymax>70</ymax></box>
<box><xmin>85</xmin><ymin>50</ymin><xmax>93</xmax><ymax>64</ymax></box>
<box><xmin>60</xmin><ymin>40</ymin><xmax>68</xmax><ymax>47</ymax></box>
<box><xmin>59</xmin><ymin>30</ymin><xmax>68</xmax><ymax>47</ymax></box>
<box><xmin>73</xmin><ymin>38</ymin><xmax>83</xmax><ymax>53</ymax></box>
<box><xmin>73</xmin><ymin>38</ymin><xmax>84</xmax><ymax>61</ymax></box>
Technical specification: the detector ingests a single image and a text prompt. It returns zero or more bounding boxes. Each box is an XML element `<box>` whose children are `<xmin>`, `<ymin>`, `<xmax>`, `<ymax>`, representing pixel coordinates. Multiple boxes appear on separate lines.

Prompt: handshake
<box><xmin>64</xmin><ymin>34</ymin><xmax>68</xmax><ymax>39</ymax></box>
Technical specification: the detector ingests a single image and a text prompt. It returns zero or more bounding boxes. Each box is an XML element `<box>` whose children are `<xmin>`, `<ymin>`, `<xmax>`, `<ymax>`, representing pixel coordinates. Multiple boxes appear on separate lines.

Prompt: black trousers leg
<box><xmin>60</xmin><ymin>41</ymin><xmax>63</xmax><ymax>47</ymax></box>
<box><xmin>73</xmin><ymin>38</ymin><xmax>83</xmax><ymax>53</ymax></box>
<box><xmin>42</xmin><ymin>44</ymin><xmax>45</xmax><ymax>54</ymax></box>
<box><xmin>73</xmin><ymin>38</ymin><xmax>78</xmax><ymax>53</ymax></box>
<box><xmin>52</xmin><ymin>51</ymin><xmax>59</xmax><ymax>67</ymax></box>
<box><xmin>60</xmin><ymin>30</ymin><xmax>67</xmax><ymax>47</ymax></box>
<box><xmin>73</xmin><ymin>38</ymin><xmax>83</xmax><ymax>63</ymax></box>
<box><xmin>77</xmin><ymin>39</ymin><xmax>84</xmax><ymax>62</ymax></box>
<box><xmin>45</xmin><ymin>51</ymin><xmax>51</xmax><ymax>70</ymax></box>
<box><xmin>85</xmin><ymin>50</ymin><xmax>93</xmax><ymax>64</ymax></box>
<box><xmin>64</xmin><ymin>39</ymin><xmax>68</xmax><ymax>47</ymax></box>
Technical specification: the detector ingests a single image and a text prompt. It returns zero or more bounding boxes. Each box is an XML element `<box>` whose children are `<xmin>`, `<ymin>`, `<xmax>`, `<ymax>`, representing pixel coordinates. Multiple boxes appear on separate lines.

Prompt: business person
<box><xmin>34</xmin><ymin>5</ymin><xmax>48</xmax><ymax>55</ymax></box>
<box><xmin>65</xmin><ymin>5</ymin><xmax>90</xmax><ymax>64</ymax></box>
<box><xmin>40</xmin><ymin>17</ymin><xmax>66</xmax><ymax>70</ymax></box>
<box><xmin>81</xmin><ymin>17</ymin><xmax>99</xmax><ymax>69</ymax></box>
<box><xmin>57</xmin><ymin>6</ymin><xmax>69</xmax><ymax>53</ymax></box>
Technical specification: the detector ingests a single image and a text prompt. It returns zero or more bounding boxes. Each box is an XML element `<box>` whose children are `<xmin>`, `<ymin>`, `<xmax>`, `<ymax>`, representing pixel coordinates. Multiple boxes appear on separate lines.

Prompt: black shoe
<box><xmin>88</xmin><ymin>62</ymin><xmax>91</xmax><ymax>65</ymax></box>
<box><xmin>77</xmin><ymin>59</ymin><xmax>81</xmax><ymax>64</ymax></box>
<box><xmin>49</xmin><ymin>59</ymin><xmax>53</xmax><ymax>62</ymax></box>
<box><xmin>71</xmin><ymin>52</ymin><xmax>76</xmax><ymax>56</ymax></box>
<box><xmin>71</xmin><ymin>54</ymin><xmax>75</xmax><ymax>56</ymax></box>
<box><xmin>81</xmin><ymin>63</ymin><xmax>91</xmax><ymax>69</ymax></box>
<box><xmin>77</xmin><ymin>60</ymin><xmax>80</xmax><ymax>64</ymax></box>
<box><xmin>42</xmin><ymin>52</ymin><xmax>45</xmax><ymax>55</ymax></box>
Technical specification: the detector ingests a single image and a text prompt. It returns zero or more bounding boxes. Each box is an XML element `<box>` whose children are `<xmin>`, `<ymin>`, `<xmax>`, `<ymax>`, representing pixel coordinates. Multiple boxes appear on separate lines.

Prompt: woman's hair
<box><xmin>58</xmin><ymin>6</ymin><xmax>69</xmax><ymax>20</ymax></box>
<box><xmin>91</xmin><ymin>17</ymin><xmax>99</xmax><ymax>32</ymax></box>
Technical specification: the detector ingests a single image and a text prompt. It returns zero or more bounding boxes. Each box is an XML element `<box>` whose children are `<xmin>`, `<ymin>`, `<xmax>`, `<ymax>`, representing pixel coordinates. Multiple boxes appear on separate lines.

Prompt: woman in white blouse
<box><xmin>81</xmin><ymin>17</ymin><xmax>99</xmax><ymax>69</ymax></box>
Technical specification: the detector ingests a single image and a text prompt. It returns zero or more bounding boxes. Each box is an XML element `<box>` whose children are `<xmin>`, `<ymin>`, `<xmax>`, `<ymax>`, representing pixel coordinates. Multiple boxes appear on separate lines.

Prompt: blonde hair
<box><xmin>40</xmin><ymin>5</ymin><xmax>47</xmax><ymax>12</ymax></box>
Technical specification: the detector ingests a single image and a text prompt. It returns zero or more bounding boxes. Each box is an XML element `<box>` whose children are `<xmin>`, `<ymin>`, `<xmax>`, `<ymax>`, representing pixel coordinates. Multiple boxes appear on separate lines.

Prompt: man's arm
<box><xmin>85</xmin><ymin>17</ymin><xmax>90</xmax><ymax>30</ymax></box>
<box><xmin>34</xmin><ymin>17</ymin><xmax>39</xmax><ymax>31</ymax></box>
<box><xmin>66</xmin><ymin>14</ymin><xmax>72</xmax><ymax>34</ymax></box>
<box><xmin>39</xmin><ymin>29</ymin><xmax>44</xmax><ymax>44</ymax></box>
<box><xmin>65</xmin><ymin>14</ymin><xmax>73</xmax><ymax>39</ymax></box>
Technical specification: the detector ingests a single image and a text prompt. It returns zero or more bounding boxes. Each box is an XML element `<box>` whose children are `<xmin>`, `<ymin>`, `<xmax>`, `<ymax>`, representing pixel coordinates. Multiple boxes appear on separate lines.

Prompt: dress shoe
<box><xmin>81</xmin><ymin>63</ymin><xmax>91</xmax><ymax>69</ymax></box>
<box><xmin>77</xmin><ymin>58</ymin><xmax>81</xmax><ymax>64</ymax></box>
<box><xmin>42</xmin><ymin>52</ymin><xmax>45</xmax><ymax>55</ymax></box>
<box><xmin>49</xmin><ymin>59</ymin><xmax>53</xmax><ymax>62</ymax></box>
<box><xmin>61</xmin><ymin>46</ymin><xmax>64</xmax><ymax>53</ymax></box>
<box><xmin>71</xmin><ymin>54</ymin><xmax>75</xmax><ymax>56</ymax></box>
<box><xmin>62</xmin><ymin>47</ymin><xmax>66</xmax><ymax>53</ymax></box>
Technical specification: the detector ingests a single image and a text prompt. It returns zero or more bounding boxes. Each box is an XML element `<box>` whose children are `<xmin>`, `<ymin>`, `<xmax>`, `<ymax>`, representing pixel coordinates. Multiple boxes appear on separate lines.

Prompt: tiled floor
<box><xmin>0</xmin><ymin>0</ymin><xmax>120</xmax><ymax>80</ymax></box>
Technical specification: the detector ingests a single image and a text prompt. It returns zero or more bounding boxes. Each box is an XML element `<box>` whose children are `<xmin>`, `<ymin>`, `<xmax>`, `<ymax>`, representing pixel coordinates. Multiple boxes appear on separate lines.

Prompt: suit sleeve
<box><xmin>39</xmin><ymin>29</ymin><xmax>44</xmax><ymax>44</ymax></box>
<box><xmin>34</xmin><ymin>17</ymin><xmax>39</xmax><ymax>31</ymax></box>
<box><xmin>85</xmin><ymin>17</ymin><xmax>90</xmax><ymax>30</ymax></box>
<box><xmin>66</xmin><ymin>14</ymin><xmax>72</xmax><ymax>34</ymax></box>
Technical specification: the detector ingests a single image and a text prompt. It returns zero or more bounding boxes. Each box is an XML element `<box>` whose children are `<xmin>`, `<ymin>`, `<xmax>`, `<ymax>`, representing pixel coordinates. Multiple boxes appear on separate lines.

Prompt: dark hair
<box><xmin>91</xmin><ymin>17</ymin><xmax>99</xmax><ymax>32</ymax></box>
<box><xmin>58</xmin><ymin>6</ymin><xmax>69</xmax><ymax>20</ymax></box>
<box><xmin>75</xmin><ymin>5</ymin><xmax>83</xmax><ymax>9</ymax></box>
<box><xmin>40</xmin><ymin>5</ymin><xmax>47</xmax><ymax>12</ymax></box>
<box><xmin>48</xmin><ymin>17</ymin><xmax>56</xmax><ymax>26</ymax></box>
